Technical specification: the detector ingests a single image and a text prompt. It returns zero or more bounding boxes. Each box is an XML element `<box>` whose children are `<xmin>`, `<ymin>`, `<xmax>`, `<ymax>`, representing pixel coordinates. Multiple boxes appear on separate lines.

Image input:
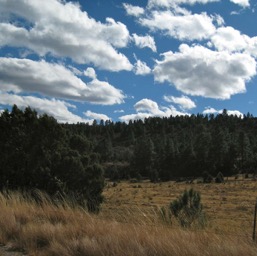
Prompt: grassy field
<box><xmin>0</xmin><ymin>178</ymin><xmax>257</xmax><ymax>255</ymax></box>
<box><xmin>101</xmin><ymin>178</ymin><xmax>257</xmax><ymax>234</ymax></box>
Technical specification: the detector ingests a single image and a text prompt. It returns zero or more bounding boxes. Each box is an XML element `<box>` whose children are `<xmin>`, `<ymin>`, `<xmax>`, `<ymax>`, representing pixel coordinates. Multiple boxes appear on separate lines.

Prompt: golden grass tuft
<box><xmin>0</xmin><ymin>184</ymin><xmax>256</xmax><ymax>255</ymax></box>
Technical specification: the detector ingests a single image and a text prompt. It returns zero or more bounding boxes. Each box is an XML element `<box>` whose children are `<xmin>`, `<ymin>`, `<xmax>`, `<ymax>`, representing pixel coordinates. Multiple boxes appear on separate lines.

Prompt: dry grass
<box><xmin>0</xmin><ymin>180</ymin><xmax>256</xmax><ymax>255</ymax></box>
<box><xmin>102</xmin><ymin>179</ymin><xmax>257</xmax><ymax>234</ymax></box>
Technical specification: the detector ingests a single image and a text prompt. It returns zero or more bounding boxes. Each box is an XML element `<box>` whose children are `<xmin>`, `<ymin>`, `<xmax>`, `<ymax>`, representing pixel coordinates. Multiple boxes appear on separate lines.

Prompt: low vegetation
<box><xmin>0</xmin><ymin>190</ymin><xmax>257</xmax><ymax>256</ymax></box>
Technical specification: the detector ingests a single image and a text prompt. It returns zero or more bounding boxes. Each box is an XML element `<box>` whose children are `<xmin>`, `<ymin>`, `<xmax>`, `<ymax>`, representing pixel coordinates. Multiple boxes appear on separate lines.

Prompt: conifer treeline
<box><xmin>1</xmin><ymin>106</ymin><xmax>257</xmax><ymax>209</ymax></box>
<box><xmin>67</xmin><ymin>109</ymin><xmax>257</xmax><ymax>181</ymax></box>
<box><xmin>0</xmin><ymin>105</ymin><xmax>104</xmax><ymax>212</ymax></box>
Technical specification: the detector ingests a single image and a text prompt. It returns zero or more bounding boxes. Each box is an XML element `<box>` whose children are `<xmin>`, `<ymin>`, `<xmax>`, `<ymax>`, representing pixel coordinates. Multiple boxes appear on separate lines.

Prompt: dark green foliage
<box><xmin>170</xmin><ymin>189</ymin><xmax>206</xmax><ymax>228</ymax></box>
<box><xmin>215</xmin><ymin>172</ymin><xmax>224</xmax><ymax>183</ymax></box>
<box><xmin>202</xmin><ymin>171</ymin><xmax>213</xmax><ymax>183</ymax></box>
<box><xmin>0</xmin><ymin>105</ymin><xmax>104</xmax><ymax>212</ymax></box>
<box><xmin>2</xmin><ymin>105</ymin><xmax>257</xmax><ymax>203</ymax></box>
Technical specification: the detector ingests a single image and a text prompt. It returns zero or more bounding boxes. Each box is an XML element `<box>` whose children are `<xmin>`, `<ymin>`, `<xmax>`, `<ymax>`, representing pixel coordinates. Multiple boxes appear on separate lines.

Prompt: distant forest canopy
<box><xmin>1</xmin><ymin>105</ymin><xmax>257</xmax><ymax>203</ymax></box>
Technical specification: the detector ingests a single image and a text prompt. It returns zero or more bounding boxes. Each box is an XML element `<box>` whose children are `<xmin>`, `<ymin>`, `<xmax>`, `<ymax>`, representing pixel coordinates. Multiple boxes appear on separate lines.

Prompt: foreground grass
<box><xmin>0</xmin><ymin>191</ymin><xmax>257</xmax><ymax>255</ymax></box>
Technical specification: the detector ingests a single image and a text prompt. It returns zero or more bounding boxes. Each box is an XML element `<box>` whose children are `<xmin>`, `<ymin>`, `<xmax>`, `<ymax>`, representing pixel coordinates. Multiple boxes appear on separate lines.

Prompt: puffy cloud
<box><xmin>229</xmin><ymin>0</ymin><xmax>250</xmax><ymax>7</ymax></box>
<box><xmin>0</xmin><ymin>0</ymin><xmax>132</xmax><ymax>71</ymax></box>
<box><xmin>147</xmin><ymin>0</ymin><xmax>248</xmax><ymax>8</ymax></box>
<box><xmin>148</xmin><ymin>0</ymin><xmax>219</xmax><ymax>8</ymax></box>
<box><xmin>119</xmin><ymin>98</ymin><xmax>188</xmax><ymax>122</ymax></box>
<box><xmin>210</xmin><ymin>26</ymin><xmax>257</xmax><ymax>58</ymax></box>
<box><xmin>154</xmin><ymin>44</ymin><xmax>256</xmax><ymax>99</ymax></box>
<box><xmin>132</xmin><ymin>34</ymin><xmax>157</xmax><ymax>52</ymax></box>
<box><xmin>0</xmin><ymin>57</ymin><xmax>125</xmax><ymax>105</ymax></box>
<box><xmin>164</xmin><ymin>95</ymin><xmax>196</xmax><ymax>109</ymax></box>
<box><xmin>247</xmin><ymin>37</ymin><xmax>257</xmax><ymax>58</ymax></box>
<box><xmin>84</xmin><ymin>67</ymin><xmax>97</xmax><ymax>80</ymax></box>
<box><xmin>139</xmin><ymin>10</ymin><xmax>217</xmax><ymax>41</ymax></box>
<box><xmin>202</xmin><ymin>107</ymin><xmax>218</xmax><ymax>114</ymax></box>
<box><xmin>84</xmin><ymin>110</ymin><xmax>110</xmax><ymax>121</ymax></box>
<box><xmin>203</xmin><ymin>107</ymin><xmax>243</xmax><ymax>117</ymax></box>
<box><xmin>133</xmin><ymin>60</ymin><xmax>151</xmax><ymax>75</ymax></box>
<box><xmin>123</xmin><ymin>3</ymin><xmax>145</xmax><ymax>17</ymax></box>
<box><xmin>211</xmin><ymin>26</ymin><xmax>249</xmax><ymax>52</ymax></box>
<box><xmin>0</xmin><ymin>93</ymin><xmax>92</xmax><ymax>124</ymax></box>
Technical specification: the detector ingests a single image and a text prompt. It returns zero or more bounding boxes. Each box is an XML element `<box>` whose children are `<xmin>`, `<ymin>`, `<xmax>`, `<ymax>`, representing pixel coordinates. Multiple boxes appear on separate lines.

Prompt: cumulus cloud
<box><xmin>0</xmin><ymin>0</ymin><xmax>132</xmax><ymax>71</ymax></box>
<box><xmin>229</xmin><ymin>0</ymin><xmax>250</xmax><ymax>7</ymax></box>
<box><xmin>139</xmin><ymin>10</ymin><xmax>218</xmax><ymax>41</ymax></box>
<box><xmin>147</xmin><ymin>0</ymin><xmax>219</xmax><ymax>8</ymax></box>
<box><xmin>132</xmin><ymin>34</ymin><xmax>157</xmax><ymax>52</ymax></box>
<box><xmin>147</xmin><ymin>0</ymin><xmax>249</xmax><ymax>8</ymax></box>
<box><xmin>154</xmin><ymin>44</ymin><xmax>256</xmax><ymax>99</ymax></box>
<box><xmin>84</xmin><ymin>110</ymin><xmax>110</xmax><ymax>121</ymax></box>
<box><xmin>210</xmin><ymin>26</ymin><xmax>257</xmax><ymax>58</ymax></box>
<box><xmin>84</xmin><ymin>67</ymin><xmax>97</xmax><ymax>80</ymax></box>
<box><xmin>119</xmin><ymin>98</ymin><xmax>188</xmax><ymax>122</ymax></box>
<box><xmin>123</xmin><ymin>3</ymin><xmax>145</xmax><ymax>17</ymax></box>
<box><xmin>134</xmin><ymin>60</ymin><xmax>151</xmax><ymax>75</ymax></box>
<box><xmin>164</xmin><ymin>95</ymin><xmax>196</xmax><ymax>109</ymax></box>
<box><xmin>0</xmin><ymin>92</ymin><xmax>92</xmax><ymax>124</ymax></box>
<box><xmin>211</xmin><ymin>26</ymin><xmax>249</xmax><ymax>52</ymax></box>
<box><xmin>203</xmin><ymin>107</ymin><xmax>243</xmax><ymax>117</ymax></box>
<box><xmin>0</xmin><ymin>57</ymin><xmax>125</xmax><ymax>105</ymax></box>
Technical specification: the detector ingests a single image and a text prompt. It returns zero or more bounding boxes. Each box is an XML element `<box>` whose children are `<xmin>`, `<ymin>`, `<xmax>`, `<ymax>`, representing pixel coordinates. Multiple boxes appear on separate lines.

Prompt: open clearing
<box><xmin>102</xmin><ymin>178</ymin><xmax>257</xmax><ymax>235</ymax></box>
<box><xmin>0</xmin><ymin>180</ymin><xmax>257</xmax><ymax>255</ymax></box>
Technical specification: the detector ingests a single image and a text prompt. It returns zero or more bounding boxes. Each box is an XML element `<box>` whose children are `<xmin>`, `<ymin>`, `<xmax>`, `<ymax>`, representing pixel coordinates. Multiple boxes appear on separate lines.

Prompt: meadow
<box><xmin>0</xmin><ymin>178</ymin><xmax>257</xmax><ymax>255</ymax></box>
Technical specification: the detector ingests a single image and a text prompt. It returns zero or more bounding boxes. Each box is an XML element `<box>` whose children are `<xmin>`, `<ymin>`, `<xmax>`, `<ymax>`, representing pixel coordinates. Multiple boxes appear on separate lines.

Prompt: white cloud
<box><xmin>119</xmin><ymin>98</ymin><xmax>188</xmax><ymax>122</ymax></box>
<box><xmin>0</xmin><ymin>57</ymin><xmax>125</xmax><ymax>105</ymax></box>
<box><xmin>147</xmin><ymin>0</ymin><xmax>219</xmax><ymax>8</ymax></box>
<box><xmin>84</xmin><ymin>67</ymin><xmax>97</xmax><ymax>80</ymax></box>
<box><xmin>0</xmin><ymin>92</ymin><xmax>92</xmax><ymax>124</ymax></box>
<box><xmin>210</xmin><ymin>26</ymin><xmax>257</xmax><ymax>58</ymax></box>
<box><xmin>229</xmin><ymin>0</ymin><xmax>250</xmax><ymax>7</ymax></box>
<box><xmin>134</xmin><ymin>60</ymin><xmax>151</xmax><ymax>75</ymax></box>
<box><xmin>154</xmin><ymin>44</ymin><xmax>256</xmax><ymax>99</ymax></box>
<box><xmin>203</xmin><ymin>107</ymin><xmax>243</xmax><ymax>117</ymax></box>
<box><xmin>114</xmin><ymin>109</ymin><xmax>125</xmax><ymax>113</ymax></box>
<box><xmin>0</xmin><ymin>0</ymin><xmax>132</xmax><ymax>71</ymax></box>
<box><xmin>211</xmin><ymin>26</ymin><xmax>249</xmax><ymax>52</ymax></box>
<box><xmin>139</xmin><ymin>10</ymin><xmax>217</xmax><ymax>41</ymax></box>
<box><xmin>202</xmin><ymin>107</ymin><xmax>218</xmax><ymax>114</ymax></box>
<box><xmin>84</xmin><ymin>110</ymin><xmax>110</xmax><ymax>121</ymax></box>
<box><xmin>164</xmin><ymin>95</ymin><xmax>196</xmax><ymax>109</ymax></box>
<box><xmin>68</xmin><ymin>66</ymin><xmax>83</xmax><ymax>76</ymax></box>
<box><xmin>123</xmin><ymin>3</ymin><xmax>145</xmax><ymax>17</ymax></box>
<box><xmin>247</xmin><ymin>37</ymin><xmax>257</xmax><ymax>58</ymax></box>
<box><xmin>147</xmin><ymin>0</ymin><xmax>249</xmax><ymax>8</ymax></box>
<box><xmin>132</xmin><ymin>34</ymin><xmax>157</xmax><ymax>52</ymax></box>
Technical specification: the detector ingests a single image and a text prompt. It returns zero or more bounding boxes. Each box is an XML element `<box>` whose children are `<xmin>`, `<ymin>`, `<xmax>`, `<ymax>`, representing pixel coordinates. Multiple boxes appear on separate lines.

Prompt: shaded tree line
<box><xmin>0</xmin><ymin>105</ymin><xmax>104</xmax><ymax>212</ymax></box>
<box><xmin>1</xmin><ymin>106</ymin><xmax>257</xmax><ymax>211</ymax></box>
<box><xmin>67</xmin><ymin>109</ymin><xmax>257</xmax><ymax>182</ymax></box>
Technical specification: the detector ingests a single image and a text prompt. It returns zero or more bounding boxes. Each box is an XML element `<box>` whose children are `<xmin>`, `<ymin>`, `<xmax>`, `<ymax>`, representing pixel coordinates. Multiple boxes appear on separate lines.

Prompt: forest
<box><xmin>1</xmin><ymin>105</ymin><xmax>257</xmax><ymax>210</ymax></box>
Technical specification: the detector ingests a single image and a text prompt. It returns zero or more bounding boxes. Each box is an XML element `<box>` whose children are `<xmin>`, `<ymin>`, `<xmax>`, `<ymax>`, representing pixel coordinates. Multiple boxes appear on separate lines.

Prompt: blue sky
<box><xmin>0</xmin><ymin>0</ymin><xmax>257</xmax><ymax>123</ymax></box>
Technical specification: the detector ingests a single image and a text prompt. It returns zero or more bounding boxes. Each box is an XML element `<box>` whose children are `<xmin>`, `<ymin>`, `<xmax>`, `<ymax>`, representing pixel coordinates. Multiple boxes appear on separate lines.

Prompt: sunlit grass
<box><xmin>0</xmin><ymin>186</ymin><xmax>257</xmax><ymax>255</ymax></box>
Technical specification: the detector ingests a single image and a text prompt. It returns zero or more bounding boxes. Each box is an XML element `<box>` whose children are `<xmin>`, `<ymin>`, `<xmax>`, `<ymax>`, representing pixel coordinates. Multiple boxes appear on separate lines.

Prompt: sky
<box><xmin>0</xmin><ymin>0</ymin><xmax>257</xmax><ymax>124</ymax></box>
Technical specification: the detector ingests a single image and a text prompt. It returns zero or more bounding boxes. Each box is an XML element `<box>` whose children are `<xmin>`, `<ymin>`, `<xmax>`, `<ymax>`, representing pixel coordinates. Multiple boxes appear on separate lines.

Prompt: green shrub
<box><xmin>169</xmin><ymin>188</ymin><xmax>206</xmax><ymax>228</ymax></box>
<box><xmin>215</xmin><ymin>172</ymin><xmax>224</xmax><ymax>183</ymax></box>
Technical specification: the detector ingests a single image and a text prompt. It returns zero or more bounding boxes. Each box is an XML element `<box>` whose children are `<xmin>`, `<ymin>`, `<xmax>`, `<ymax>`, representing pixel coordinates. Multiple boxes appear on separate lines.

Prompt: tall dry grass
<box><xmin>0</xmin><ymin>191</ymin><xmax>256</xmax><ymax>256</ymax></box>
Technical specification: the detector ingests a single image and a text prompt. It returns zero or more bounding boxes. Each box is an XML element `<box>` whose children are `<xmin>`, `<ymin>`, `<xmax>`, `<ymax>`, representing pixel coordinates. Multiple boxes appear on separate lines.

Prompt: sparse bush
<box><xmin>203</xmin><ymin>171</ymin><xmax>213</xmax><ymax>183</ymax></box>
<box><xmin>215</xmin><ymin>172</ymin><xmax>224</xmax><ymax>183</ymax></box>
<box><xmin>169</xmin><ymin>188</ymin><xmax>206</xmax><ymax>228</ymax></box>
